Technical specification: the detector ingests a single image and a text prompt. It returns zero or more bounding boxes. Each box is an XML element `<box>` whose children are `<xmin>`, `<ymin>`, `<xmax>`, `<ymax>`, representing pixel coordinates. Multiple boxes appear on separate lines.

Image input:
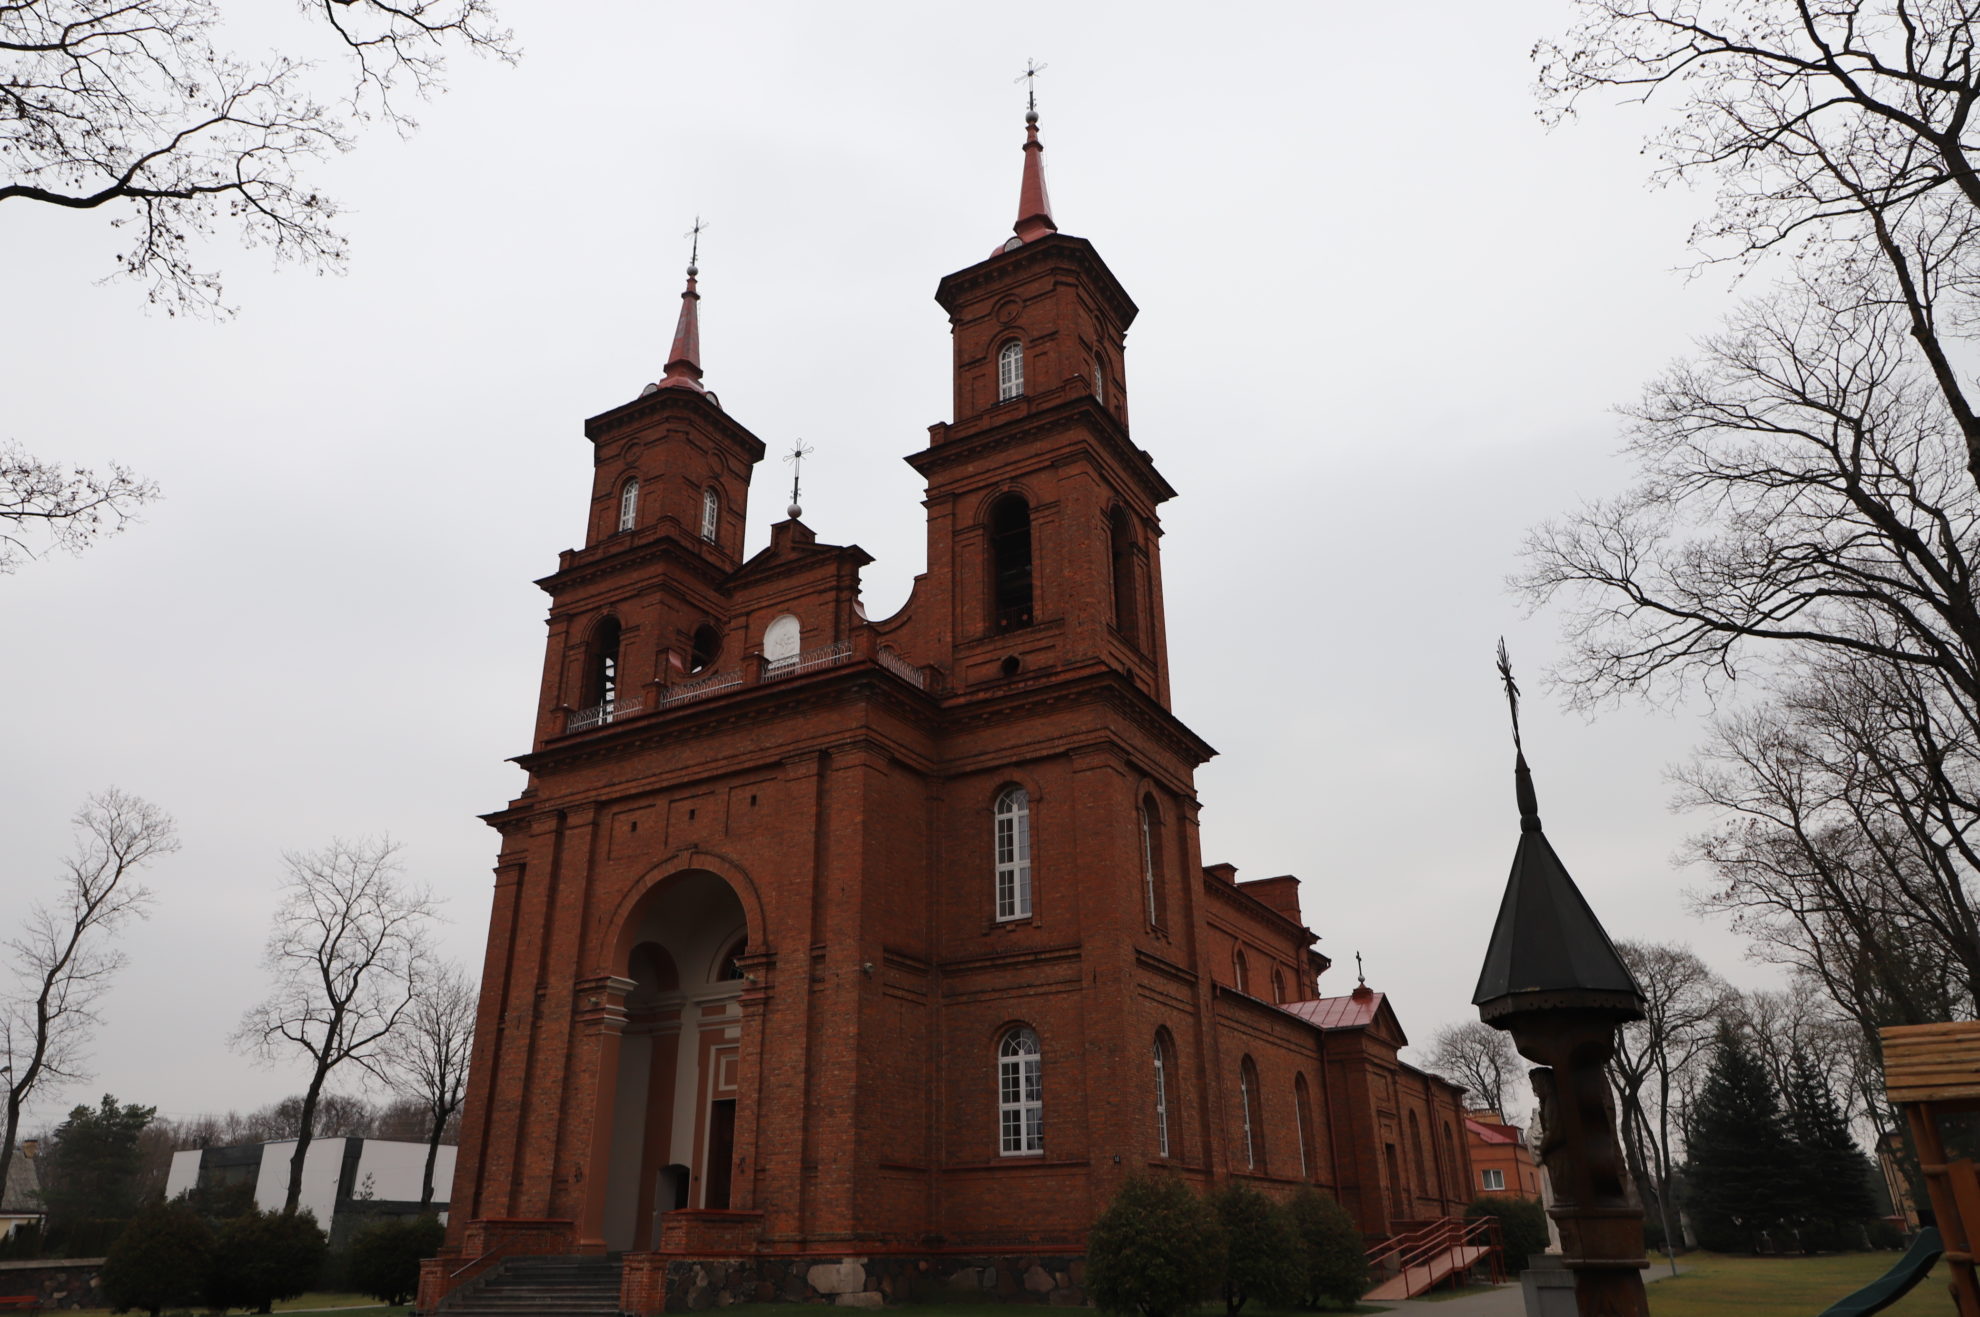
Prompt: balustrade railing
<box><xmin>658</xmin><ymin>670</ymin><xmax>744</xmax><ymax>708</ymax></box>
<box><xmin>876</xmin><ymin>646</ymin><xmax>927</xmax><ymax>689</ymax></box>
<box><xmin>763</xmin><ymin>639</ymin><xmax>853</xmax><ymax>680</ymax></box>
<box><xmin>565</xmin><ymin>696</ymin><xmax>641</xmax><ymax>732</ymax></box>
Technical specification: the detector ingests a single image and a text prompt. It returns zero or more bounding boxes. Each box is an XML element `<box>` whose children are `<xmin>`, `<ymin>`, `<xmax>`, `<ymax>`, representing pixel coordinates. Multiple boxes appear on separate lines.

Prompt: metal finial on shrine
<box><xmin>1498</xmin><ymin>638</ymin><xmax>1541</xmax><ymax>833</ymax></box>
<box><xmin>1355</xmin><ymin>951</ymin><xmax>1365</xmax><ymax>988</ymax></box>
<box><xmin>655</xmin><ymin>219</ymin><xmax>707</xmax><ymax>394</ymax></box>
<box><xmin>784</xmin><ymin>439</ymin><xmax>814</xmax><ymax>520</ymax></box>
<box><xmin>1005</xmin><ymin>61</ymin><xmax>1057</xmax><ymax>248</ymax></box>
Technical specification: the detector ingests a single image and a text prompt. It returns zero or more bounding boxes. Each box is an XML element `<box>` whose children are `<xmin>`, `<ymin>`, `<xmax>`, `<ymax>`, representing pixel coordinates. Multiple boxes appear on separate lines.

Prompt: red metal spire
<box><xmin>657</xmin><ymin>261</ymin><xmax>704</xmax><ymax>393</ymax></box>
<box><xmin>1012</xmin><ymin>107</ymin><xmax>1057</xmax><ymax>245</ymax></box>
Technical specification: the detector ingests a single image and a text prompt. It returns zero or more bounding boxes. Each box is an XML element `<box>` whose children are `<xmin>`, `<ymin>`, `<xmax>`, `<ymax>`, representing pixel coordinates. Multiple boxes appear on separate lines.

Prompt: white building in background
<box><xmin>165</xmin><ymin>1138</ymin><xmax>454</xmax><ymax>1242</ymax></box>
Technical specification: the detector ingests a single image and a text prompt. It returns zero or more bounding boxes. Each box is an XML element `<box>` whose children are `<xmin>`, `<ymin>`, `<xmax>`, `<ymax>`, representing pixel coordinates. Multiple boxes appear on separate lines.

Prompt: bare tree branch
<box><xmin>0</xmin><ymin>440</ymin><xmax>158</xmax><ymax>573</ymax></box>
<box><xmin>0</xmin><ymin>789</ymin><xmax>176</xmax><ymax>1215</ymax></box>
<box><xmin>379</xmin><ymin>956</ymin><xmax>473</xmax><ymax>1207</ymax></box>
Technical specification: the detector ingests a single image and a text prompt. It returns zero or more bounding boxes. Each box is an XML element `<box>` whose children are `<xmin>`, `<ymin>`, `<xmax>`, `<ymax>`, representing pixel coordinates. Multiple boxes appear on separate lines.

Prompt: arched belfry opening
<box><xmin>600</xmin><ymin>870</ymin><xmax>749</xmax><ymax>1251</ymax></box>
<box><xmin>989</xmin><ymin>493</ymin><xmax>1034</xmax><ymax>632</ymax></box>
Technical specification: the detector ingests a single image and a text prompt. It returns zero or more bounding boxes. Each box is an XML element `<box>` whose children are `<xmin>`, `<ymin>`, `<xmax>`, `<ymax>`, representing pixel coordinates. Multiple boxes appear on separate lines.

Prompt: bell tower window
<box><xmin>997</xmin><ymin>340</ymin><xmax>1024</xmax><ymax>402</ymax></box>
<box><xmin>618</xmin><ymin>479</ymin><xmax>639</xmax><ymax>533</ymax></box>
<box><xmin>994</xmin><ymin>785</ymin><xmax>1032</xmax><ymax>921</ymax></box>
<box><xmin>1110</xmin><ymin>506</ymin><xmax>1138</xmax><ymax>644</ymax></box>
<box><xmin>701</xmin><ymin>487</ymin><xmax>719</xmax><ymax>542</ymax></box>
<box><xmin>585</xmin><ymin>616</ymin><xmax>622</xmax><ymax>718</ymax></box>
<box><xmin>989</xmin><ymin>494</ymin><xmax>1034</xmax><ymax>632</ymax></box>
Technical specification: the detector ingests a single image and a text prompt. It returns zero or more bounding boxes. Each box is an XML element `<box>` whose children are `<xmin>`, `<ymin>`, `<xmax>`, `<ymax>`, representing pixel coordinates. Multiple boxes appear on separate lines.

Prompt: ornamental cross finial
<box><xmin>1497</xmin><ymin>636</ymin><xmax>1524</xmax><ymax>756</ymax></box>
<box><xmin>1355</xmin><ymin>951</ymin><xmax>1366</xmax><ymax>988</ymax></box>
<box><xmin>684</xmin><ymin>216</ymin><xmax>708</xmax><ymax>271</ymax></box>
<box><xmin>1015</xmin><ymin>58</ymin><xmax>1048</xmax><ymax>114</ymax></box>
<box><xmin>784</xmin><ymin>438</ymin><xmax>815</xmax><ymax>519</ymax></box>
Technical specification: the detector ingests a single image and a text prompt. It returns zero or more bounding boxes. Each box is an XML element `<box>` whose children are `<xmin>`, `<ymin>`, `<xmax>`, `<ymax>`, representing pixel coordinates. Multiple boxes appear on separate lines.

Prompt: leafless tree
<box><xmin>1</xmin><ymin>442</ymin><xmax>158</xmax><ymax>574</ymax></box>
<box><xmin>1541</xmin><ymin>1</ymin><xmax>1980</xmax><ymax>490</ymax></box>
<box><xmin>1423</xmin><ymin>1019</ymin><xmax>1525</xmax><ymax>1121</ymax></box>
<box><xmin>1</xmin><ymin>0</ymin><xmax>514</xmax><ymax>314</ymax></box>
<box><xmin>382</xmin><ymin>958</ymin><xmax>475</xmax><ymax>1206</ymax></box>
<box><xmin>0</xmin><ymin>790</ymin><xmax>177</xmax><ymax>1217</ymax></box>
<box><xmin>233</xmin><ymin>837</ymin><xmax>434</xmax><ymax>1215</ymax></box>
<box><xmin>1610</xmin><ymin>939</ymin><xmax>1729</xmax><ymax>1258</ymax></box>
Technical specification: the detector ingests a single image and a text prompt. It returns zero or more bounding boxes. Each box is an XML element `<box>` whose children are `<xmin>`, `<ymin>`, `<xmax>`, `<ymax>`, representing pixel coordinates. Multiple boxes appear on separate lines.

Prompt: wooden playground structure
<box><xmin>1881</xmin><ymin>1021</ymin><xmax>1980</xmax><ymax>1315</ymax></box>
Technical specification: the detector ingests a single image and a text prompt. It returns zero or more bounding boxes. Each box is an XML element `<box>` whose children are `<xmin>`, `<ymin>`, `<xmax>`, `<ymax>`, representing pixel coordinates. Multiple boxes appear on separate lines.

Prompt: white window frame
<box><xmin>618</xmin><ymin>479</ymin><xmax>639</xmax><ymax>532</ymax></box>
<box><xmin>701</xmin><ymin>487</ymin><xmax>719</xmax><ymax>542</ymax></box>
<box><xmin>1294</xmin><ymin>1077</ymin><xmax>1311</xmax><ymax>1179</ymax></box>
<box><xmin>1140</xmin><ymin>801</ymin><xmax>1158</xmax><ymax>927</ymax></box>
<box><xmin>999</xmin><ymin>1028</ymin><xmax>1043</xmax><ymax>1156</ymax></box>
<box><xmin>995</xmin><ymin>787</ymin><xmax>1032</xmax><ymax>921</ymax></box>
<box><xmin>1239</xmin><ymin>1060</ymin><xmax>1258</xmax><ymax>1170</ymax></box>
<box><xmin>998</xmin><ymin>340</ymin><xmax>1024</xmax><ymax>402</ymax></box>
<box><xmin>1482</xmin><ymin>1168</ymin><xmax>1505</xmax><ymax>1191</ymax></box>
<box><xmin>1153</xmin><ymin>1036</ymin><xmax>1171</xmax><ymax>1158</ymax></box>
<box><xmin>1093</xmin><ymin>353</ymin><xmax>1105</xmax><ymax>403</ymax></box>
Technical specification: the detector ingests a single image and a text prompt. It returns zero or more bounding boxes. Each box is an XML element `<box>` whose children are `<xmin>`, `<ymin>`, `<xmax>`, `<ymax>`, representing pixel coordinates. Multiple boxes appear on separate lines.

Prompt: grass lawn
<box><xmin>1648</xmin><ymin>1251</ymin><xmax>1948</xmax><ymax>1317</ymax></box>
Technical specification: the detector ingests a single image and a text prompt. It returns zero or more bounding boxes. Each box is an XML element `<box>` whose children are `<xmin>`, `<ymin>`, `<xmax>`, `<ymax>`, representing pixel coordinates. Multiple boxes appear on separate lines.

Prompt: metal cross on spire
<box><xmin>1355</xmin><ymin>951</ymin><xmax>1366</xmax><ymax>988</ymax></box>
<box><xmin>1015</xmin><ymin>58</ymin><xmax>1047</xmax><ymax>114</ymax></box>
<box><xmin>784</xmin><ymin>438</ymin><xmax>814</xmax><ymax>520</ymax></box>
<box><xmin>1496</xmin><ymin>636</ymin><xmax>1524</xmax><ymax>756</ymax></box>
<box><xmin>683</xmin><ymin>216</ymin><xmax>708</xmax><ymax>272</ymax></box>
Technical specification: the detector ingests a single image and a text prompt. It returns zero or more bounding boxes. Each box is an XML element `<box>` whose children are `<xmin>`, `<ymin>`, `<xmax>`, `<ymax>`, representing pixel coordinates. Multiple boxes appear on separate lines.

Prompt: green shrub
<box><xmin>1087</xmin><ymin>1175</ymin><xmax>1224</xmax><ymax>1317</ymax></box>
<box><xmin>347</xmin><ymin>1214</ymin><xmax>446</xmax><ymax>1307</ymax></box>
<box><xmin>1285</xmin><ymin>1187</ymin><xmax>1367</xmax><ymax>1310</ymax></box>
<box><xmin>206</xmin><ymin>1209</ymin><xmax>327</xmax><ymax>1313</ymax></box>
<box><xmin>102</xmin><ymin>1201</ymin><xmax>212</xmax><ymax>1317</ymax></box>
<box><xmin>1209</xmin><ymin>1184</ymin><xmax>1300</xmax><ymax>1314</ymax></box>
<box><xmin>1465</xmin><ymin>1196</ymin><xmax>1549</xmax><ymax>1275</ymax></box>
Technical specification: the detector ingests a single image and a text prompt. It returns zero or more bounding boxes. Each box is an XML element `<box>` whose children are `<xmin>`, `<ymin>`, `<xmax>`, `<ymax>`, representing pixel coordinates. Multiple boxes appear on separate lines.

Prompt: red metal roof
<box><xmin>1282</xmin><ymin>990</ymin><xmax>1385</xmax><ymax>1032</ymax></box>
<box><xmin>1464</xmin><ymin>1116</ymin><xmax>1522</xmax><ymax>1146</ymax></box>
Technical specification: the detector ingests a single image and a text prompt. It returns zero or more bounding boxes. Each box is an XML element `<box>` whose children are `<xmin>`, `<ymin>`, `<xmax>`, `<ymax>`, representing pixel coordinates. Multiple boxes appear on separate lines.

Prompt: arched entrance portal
<box><xmin>600</xmin><ymin>870</ymin><xmax>749</xmax><ymax>1251</ymax></box>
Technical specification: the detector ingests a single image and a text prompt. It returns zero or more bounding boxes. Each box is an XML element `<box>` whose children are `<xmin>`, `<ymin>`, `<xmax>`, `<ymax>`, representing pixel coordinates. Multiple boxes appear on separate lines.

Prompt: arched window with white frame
<box><xmin>1294</xmin><ymin>1073</ymin><xmax>1315</xmax><ymax>1180</ymax></box>
<box><xmin>998</xmin><ymin>1027</ymin><xmax>1043</xmax><ymax>1155</ymax></box>
<box><xmin>618</xmin><ymin>478</ymin><xmax>640</xmax><ymax>533</ymax></box>
<box><xmin>701</xmin><ymin>487</ymin><xmax>719</xmax><ymax>542</ymax></box>
<box><xmin>1153</xmin><ymin>1030</ymin><xmax>1175</xmax><ymax>1159</ymax></box>
<box><xmin>994</xmin><ymin>786</ymin><xmax>1032</xmax><ymax>921</ymax></box>
<box><xmin>1139</xmin><ymin>795</ymin><xmax>1163</xmax><ymax>928</ymax></box>
<box><xmin>997</xmin><ymin>340</ymin><xmax>1024</xmax><ymax>402</ymax></box>
<box><xmin>1239</xmin><ymin>1055</ymin><xmax>1264</xmax><ymax>1171</ymax></box>
<box><xmin>1233</xmin><ymin>947</ymin><xmax>1249</xmax><ymax>995</ymax></box>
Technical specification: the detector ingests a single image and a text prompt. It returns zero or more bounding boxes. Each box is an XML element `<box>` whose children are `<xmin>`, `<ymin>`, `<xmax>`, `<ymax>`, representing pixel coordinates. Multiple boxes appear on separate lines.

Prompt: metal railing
<box><xmin>876</xmin><ymin>646</ymin><xmax>927</xmax><ymax>689</ymax></box>
<box><xmin>565</xmin><ymin>696</ymin><xmax>641</xmax><ymax>732</ymax></box>
<box><xmin>1365</xmin><ymin>1215</ymin><xmax>1502</xmax><ymax>1298</ymax></box>
<box><xmin>762</xmin><ymin>639</ymin><xmax>853</xmax><ymax>681</ymax></box>
<box><xmin>658</xmin><ymin>670</ymin><xmax>743</xmax><ymax>708</ymax></box>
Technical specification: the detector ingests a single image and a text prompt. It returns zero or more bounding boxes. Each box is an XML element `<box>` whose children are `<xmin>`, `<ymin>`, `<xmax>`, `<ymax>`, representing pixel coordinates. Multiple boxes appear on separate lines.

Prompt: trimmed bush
<box><xmin>102</xmin><ymin>1201</ymin><xmax>212</xmax><ymax>1317</ymax></box>
<box><xmin>207</xmin><ymin>1209</ymin><xmax>327</xmax><ymax>1313</ymax></box>
<box><xmin>1209</xmin><ymin>1184</ymin><xmax>1301</xmax><ymax>1314</ymax></box>
<box><xmin>1088</xmin><ymin>1175</ymin><xmax>1224</xmax><ymax>1317</ymax></box>
<box><xmin>347</xmin><ymin>1214</ymin><xmax>446</xmax><ymax>1307</ymax></box>
<box><xmin>1465</xmin><ymin>1195</ymin><xmax>1549</xmax><ymax>1274</ymax></box>
<box><xmin>1285</xmin><ymin>1187</ymin><xmax>1368</xmax><ymax>1310</ymax></box>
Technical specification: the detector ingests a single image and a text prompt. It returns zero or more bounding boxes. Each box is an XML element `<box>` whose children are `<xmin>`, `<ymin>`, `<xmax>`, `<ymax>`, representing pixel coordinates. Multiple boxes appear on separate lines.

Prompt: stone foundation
<box><xmin>627</xmin><ymin>1251</ymin><xmax>1088</xmax><ymax>1313</ymax></box>
<box><xmin>0</xmin><ymin>1259</ymin><xmax>107</xmax><ymax>1311</ymax></box>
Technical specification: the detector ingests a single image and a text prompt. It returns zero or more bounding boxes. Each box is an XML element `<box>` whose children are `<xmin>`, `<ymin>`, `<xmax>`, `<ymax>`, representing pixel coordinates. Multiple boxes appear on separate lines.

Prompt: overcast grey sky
<box><xmin>3</xmin><ymin>1</ymin><xmax>1774</xmax><ymax>1132</ymax></box>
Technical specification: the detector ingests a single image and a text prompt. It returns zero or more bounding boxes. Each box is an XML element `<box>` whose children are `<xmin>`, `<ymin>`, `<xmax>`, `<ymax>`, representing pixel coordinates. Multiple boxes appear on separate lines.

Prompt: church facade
<box><xmin>425</xmin><ymin>109</ymin><xmax>1471</xmax><ymax>1312</ymax></box>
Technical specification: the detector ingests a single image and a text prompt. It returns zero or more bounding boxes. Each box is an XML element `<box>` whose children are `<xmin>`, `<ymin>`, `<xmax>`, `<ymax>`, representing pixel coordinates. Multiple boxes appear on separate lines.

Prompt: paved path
<box><xmin>1370</xmin><ymin>1260</ymin><xmax>1689</xmax><ymax>1315</ymax></box>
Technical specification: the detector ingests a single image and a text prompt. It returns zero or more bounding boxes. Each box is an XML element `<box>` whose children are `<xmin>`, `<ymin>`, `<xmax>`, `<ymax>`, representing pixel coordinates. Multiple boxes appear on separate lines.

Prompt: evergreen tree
<box><xmin>1285</xmin><ymin>1187</ymin><xmax>1369</xmax><ymax>1310</ymax></box>
<box><xmin>101</xmin><ymin>1201</ymin><xmax>211</xmax><ymax>1317</ymax></box>
<box><xmin>347</xmin><ymin>1215</ymin><xmax>445</xmax><ymax>1308</ymax></box>
<box><xmin>1783</xmin><ymin>1048</ymin><xmax>1877</xmax><ymax>1251</ymax></box>
<box><xmin>1686</xmin><ymin>1024</ymin><xmax>1797</xmax><ymax>1252</ymax></box>
<box><xmin>1208</xmin><ymin>1184</ymin><xmax>1301</xmax><ymax>1315</ymax></box>
<box><xmin>206</xmin><ymin>1209</ymin><xmax>327</xmax><ymax>1313</ymax></box>
<box><xmin>40</xmin><ymin>1096</ymin><xmax>155</xmax><ymax>1230</ymax></box>
<box><xmin>1087</xmin><ymin>1175</ymin><xmax>1224</xmax><ymax>1317</ymax></box>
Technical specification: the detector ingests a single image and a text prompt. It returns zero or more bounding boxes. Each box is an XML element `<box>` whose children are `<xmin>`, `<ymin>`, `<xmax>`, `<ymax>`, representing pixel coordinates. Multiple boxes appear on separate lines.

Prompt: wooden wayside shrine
<box><xmin>1881</xmin><ymin>1021</ymin><xmax>1980</xmax><ymax>1315</ymax></box>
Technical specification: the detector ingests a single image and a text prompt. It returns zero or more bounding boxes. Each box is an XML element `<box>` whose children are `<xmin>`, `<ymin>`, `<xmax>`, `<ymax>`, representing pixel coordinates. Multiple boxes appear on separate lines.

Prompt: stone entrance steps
<box><xmin>441</xmin><ymin>1256</ymin><xmax>622</xmax><ymax>1317</ymax></box>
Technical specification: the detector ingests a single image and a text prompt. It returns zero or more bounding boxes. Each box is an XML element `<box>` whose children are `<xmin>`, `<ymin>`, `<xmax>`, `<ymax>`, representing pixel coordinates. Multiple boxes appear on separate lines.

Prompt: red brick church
<box><xmin>424</xmin><ymin>104</ymin><xmax>1471</xmax><ymax>1312</ymax></box>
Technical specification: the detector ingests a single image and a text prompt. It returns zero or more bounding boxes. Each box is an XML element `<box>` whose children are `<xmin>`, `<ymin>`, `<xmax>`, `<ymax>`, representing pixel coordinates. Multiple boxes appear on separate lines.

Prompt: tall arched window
<box><xmin>701</xmin><ymin>487</ymin><xmax>720</xmax><ymax>542</ymax></box>
<box><xmin>994</xmin><ymin>786</ymin><xmax>1032</xmax><ymax>921</ymax></box>
<box><xmin>989</xmin><ymin>494</ymin><xmax>1034</xmax><ymax>631</ymax></box>
<box><xmin>618</xmin><ymin>478</ymin><xmax>640</xmax><ymax>532</ymax></box>
<box><xmin>586</xmin><ymin>616</ymin><xmax>622</xmax><ymax>715</ymax></box>
<box><xmin>1092</xmin><ymin>352</ymin><xmax>1106</xmax><ymax>404</ymax></box>
<box><xmin>1271</xmin><ymin>969</ymin><xmax>1287</xmax><ymax>1004</ymax></box>
<box><xmin>1233</xmin><ymin>948</ymin><xmax>1249</xmax><ymax>995</ymax></box>
<box><xmin>689</xmin><ymin>622</ymin><xmax>722</xmax><ymax>674</ymax></box>
<box><xmin>1294</xmin><ymin>1073</ymin><xmax>1315</xmax><ymax>1180</ymax></box>
<box><xmin>997</xmin><ymin>339</ymin><xmax>1024</xmax><ymax>402</ymax></box>
<box><xmin>1410</xmin><ymin>1111</ymin><xmax>1430</xmax><ymax>1197</ymax></box>
<box><xmin>1239</xmin><ymin>1056</ymin><xmax>1264</xmax><ymax>1171</ymax></box>
<box><xmin>1153</xmin><ymin>1031</ymin><xmax>1174</xmax><ymax>1159</ymax></box>
<box><xmin>999</xmin><ymin>1027</ymin><xmax>1043</xmax><ymax>1155</ymax></box>
<box><xmin>1139</xmin><ymin>796</ymin><xmax>1163</xmax><ymax>927</ymax></box>
<box><xmin>1109</xmin><ymin>506</ymin><xmax>1138</xmax><ymax>643</ymax></box>
<box><xmin>1443</xmin><ymin>1123</ymin><xmax>1462</xmax><ymax>1198</ymax></box>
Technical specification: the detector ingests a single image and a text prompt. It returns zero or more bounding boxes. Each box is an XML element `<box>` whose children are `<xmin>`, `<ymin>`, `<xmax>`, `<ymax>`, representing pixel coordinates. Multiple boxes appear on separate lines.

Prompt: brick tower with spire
<box><xmin>424</xmin><ymin>103</ymin><xmax>1473</xmax><ymax>1314</ymax></box>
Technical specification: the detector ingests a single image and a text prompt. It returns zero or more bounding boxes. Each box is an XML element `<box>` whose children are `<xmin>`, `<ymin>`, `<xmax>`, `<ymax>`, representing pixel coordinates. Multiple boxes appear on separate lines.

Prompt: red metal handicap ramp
<box><xmin>1364</xmin><ymin>1244</ymin><xmax>1490</xmax><ymax>1301</ymax></box>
